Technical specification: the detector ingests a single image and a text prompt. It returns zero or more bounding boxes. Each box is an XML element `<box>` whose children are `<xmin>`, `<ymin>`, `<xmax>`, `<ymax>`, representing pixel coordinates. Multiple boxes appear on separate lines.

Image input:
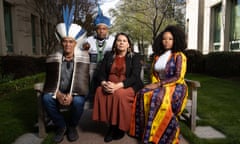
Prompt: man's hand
<box><xmin>56</xmin><ymin>91</ymin><xmax>73</xmax><ymax>106</ymax></box>
<box><xmin>83</xmin><ymin>42</ymin><xmax>90</xmax><ymax>50</ymax></box>
<box><xmin>56</xmin><ymin>91</ymin><xmax>65</xmax><ymax>105</ymax></box>
<box><xmin>63</xmin><ymin>94</ymin><xmax>73</xmax><ymax>106</ymax></box>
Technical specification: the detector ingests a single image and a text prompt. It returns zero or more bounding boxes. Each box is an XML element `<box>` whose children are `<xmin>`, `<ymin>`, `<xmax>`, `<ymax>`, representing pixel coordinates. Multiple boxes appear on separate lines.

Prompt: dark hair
<box><xmin>112</xmin><ymin>32</ymin><xmax>133</xmax><ymax>53</ymax></box>
<box><xmin>153</xmin><ymin>25</ymin><xmax>186</xmax><ymax>56</ymax></box>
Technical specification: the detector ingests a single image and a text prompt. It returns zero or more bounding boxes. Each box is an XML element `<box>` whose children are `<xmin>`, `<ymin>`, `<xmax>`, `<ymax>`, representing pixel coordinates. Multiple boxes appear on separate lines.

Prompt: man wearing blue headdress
<box><xmin>83</xmin><ymin>5</ymin><xmax>115</xmax><ymax>103</ymax></box>
<box><xmin>42</xmin><ymin>5</ymin><xmax>89</xmax><ymax>143</ymax></box>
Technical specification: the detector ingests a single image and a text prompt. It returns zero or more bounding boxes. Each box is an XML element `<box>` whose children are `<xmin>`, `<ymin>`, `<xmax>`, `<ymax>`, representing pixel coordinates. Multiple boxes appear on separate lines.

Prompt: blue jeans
<box><xmin>42</xmin><ymin>93</ymin><xmax>85</xmax><ymax>129</ymax></box>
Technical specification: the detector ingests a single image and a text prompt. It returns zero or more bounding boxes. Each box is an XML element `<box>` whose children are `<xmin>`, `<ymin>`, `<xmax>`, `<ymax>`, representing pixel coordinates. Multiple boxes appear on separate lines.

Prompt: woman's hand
<box><xmin>101</xmin><ymin>81</ymin><xmax>123</xmax><ymax>94</ymax></box>
<box><xmin>144</xmin><ymin>83</ymin><xmax>160</xmax><ymax>90</ymax></box>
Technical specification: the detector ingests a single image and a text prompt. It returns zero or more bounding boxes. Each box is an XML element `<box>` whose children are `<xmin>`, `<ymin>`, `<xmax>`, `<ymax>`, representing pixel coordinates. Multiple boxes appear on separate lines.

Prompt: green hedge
<box><xmin>204</xmin><ymin>52</ymin><xmax>240</xmax><ymax>77</ymax></box>
<box><xmin>0</xmin><ymin>73</ymin><xmax>45</xmax><ymax>95</ymax></box>
<box><xmin>184</xmin><ymin>50</ymin><xmax>240</xmax><ymax>77</ymax></box>
<box><xmin>0</xmin><ymin>56</ymin><xmax>46</xmax><ymax>79</ymax></box>
<box><xmin>184</xmin><ymin>49</ymin><xmax>205</xmax><ymax>73</ymax></box>
<box><xmin>1</xmin><ymin>52</ymin><xmax>239</xmax><ymax>81</ymax></box>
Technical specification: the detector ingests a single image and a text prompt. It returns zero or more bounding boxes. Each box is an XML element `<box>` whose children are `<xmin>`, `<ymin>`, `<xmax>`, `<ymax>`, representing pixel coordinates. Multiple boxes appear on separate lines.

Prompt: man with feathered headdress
<box><xmin>42</xmin><ymin>4</ymin><xmax>89</xmax><ymax>143</ymax></box>
<box><xmin>83</xmin><ymin>4</ymin><xmax>115</xmax><ymax>103</ymax></box>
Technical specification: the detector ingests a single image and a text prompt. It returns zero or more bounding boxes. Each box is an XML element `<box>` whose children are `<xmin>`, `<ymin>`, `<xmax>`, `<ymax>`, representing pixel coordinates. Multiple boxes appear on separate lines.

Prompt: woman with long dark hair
<box><xmin>129</xmin><ymin>25</ymin><xmax>188</xmax><ymax>144</ymax></box>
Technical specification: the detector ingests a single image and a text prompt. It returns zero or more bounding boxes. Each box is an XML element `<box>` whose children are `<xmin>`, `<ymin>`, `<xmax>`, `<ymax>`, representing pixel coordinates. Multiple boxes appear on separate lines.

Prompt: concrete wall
<box><xmin>0</xmin><ymin>0</ymin><xmax>42</xmax><ymax>56</ymax></box>
<box><xmin>186</xmin><ymin>0</ymin><xmax>238</xmax><ymax>54</ymax></box>
<box><xmin>186</xmin><ymin>0</ymin><xmax>199</xmax><ymax>50</ymax></box>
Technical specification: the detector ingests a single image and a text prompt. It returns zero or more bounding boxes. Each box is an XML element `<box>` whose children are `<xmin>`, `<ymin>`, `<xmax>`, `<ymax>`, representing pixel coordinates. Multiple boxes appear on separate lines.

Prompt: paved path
<box><xmin>13</xmin><ymin>109</ymin><xmax>189</xmax><ymax>144</ymax></box>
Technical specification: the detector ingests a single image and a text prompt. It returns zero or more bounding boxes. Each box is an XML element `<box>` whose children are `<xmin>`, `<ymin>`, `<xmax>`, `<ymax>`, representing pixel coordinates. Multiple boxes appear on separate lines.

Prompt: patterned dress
<box><xmin>129</xmin><ymin>52</ymin><xmax>188</xmax><ymax>144</ymax></box>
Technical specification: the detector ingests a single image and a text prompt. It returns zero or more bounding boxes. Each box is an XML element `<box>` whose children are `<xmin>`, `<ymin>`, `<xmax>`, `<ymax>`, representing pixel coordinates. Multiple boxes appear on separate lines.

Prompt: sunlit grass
<box><xmin>180</xmin><ymin>73</ymin><xmax>240</xmax><ymax>144</ymax></box>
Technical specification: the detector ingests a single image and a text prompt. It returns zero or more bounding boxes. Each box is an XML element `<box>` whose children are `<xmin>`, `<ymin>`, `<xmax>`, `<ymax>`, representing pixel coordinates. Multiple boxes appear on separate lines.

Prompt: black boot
<box><xmin>53</xmin><ymin>127</ymin><xmax>66</xmax><ymax>143</ymax></box>
<box><xmin>113</xmin><ymin>127</ymin><xmax>125</xmax><ymax>140</ymax></box>
<box><xmin>104</xmin><ymin>125</ymin><xmax>114</xmax><ymax>142</ymax></box>
<box><xmin>67</xmin><ymin>126</ymin><xmax>79</xmax><ymax>142</ymax></box>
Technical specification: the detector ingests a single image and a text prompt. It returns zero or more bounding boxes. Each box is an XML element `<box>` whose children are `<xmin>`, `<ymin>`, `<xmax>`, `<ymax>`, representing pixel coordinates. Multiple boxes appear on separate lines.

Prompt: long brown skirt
<box><xmin>92</xmin><ymin>86</ymin><xmax>135</xmax><ymax>131</ymax></box>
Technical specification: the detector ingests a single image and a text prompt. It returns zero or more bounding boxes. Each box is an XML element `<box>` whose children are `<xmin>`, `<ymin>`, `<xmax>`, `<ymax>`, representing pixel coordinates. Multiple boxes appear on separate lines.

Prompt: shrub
<box><xmin>204</xmin><ymin>52</ymin><xmax>240</xmax><ymax>77</ymax></box>
<box><xmin>0</xmin><ymin>73</ymin><xmax>45</xmax><ymax>95</ymax></box>
<box><xmin>184</xmin><ymin>49</ymin><xmax>205</xmax><ymax>73</ymax></box>
<box><xmin>0</xmin><ymin>56</ymin><xmax>45</xmax><ymax>79</ymax></box>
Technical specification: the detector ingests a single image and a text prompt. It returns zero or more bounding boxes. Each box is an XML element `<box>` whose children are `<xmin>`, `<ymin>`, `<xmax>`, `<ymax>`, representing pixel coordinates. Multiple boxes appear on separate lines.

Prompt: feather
<box><xmin>75</xmin><ymin>29</ymin><xmax>85</xmax><ymax>40</ymax></box>
<box><xmin>63</xmin><ymin>5</ymin><xmax>69</xmax><ymax>35</ymax></box>
<box><xmin>63</xmin><ymin>6</ymin><xmax>67</xmax><ymax>27</ymax></box>
<box><xmin>68</xmin><ymin>5</ymin><xmax>75</xmax><ymax>25</ymax></box>
<box><xmin>97</xmin><ymin>4</ymin><xmax>103</xmax><ymax>16</ymax></box>
<box><xmin>62</xmin><ymin>4</ymin><xmax>75</xmax><ymax>36</ymax></box>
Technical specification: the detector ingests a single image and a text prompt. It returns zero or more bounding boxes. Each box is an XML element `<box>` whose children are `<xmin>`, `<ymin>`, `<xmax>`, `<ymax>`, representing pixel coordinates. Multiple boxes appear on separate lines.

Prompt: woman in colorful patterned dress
<box><xmin>92</xmin><ymin>32</ymin><xmax>144</xmax><ymax>143</ymax></box>
<box><xmin>129</xmin><ymin>25</ymin><xmax>188</xmax><ymax>144</ymax></box>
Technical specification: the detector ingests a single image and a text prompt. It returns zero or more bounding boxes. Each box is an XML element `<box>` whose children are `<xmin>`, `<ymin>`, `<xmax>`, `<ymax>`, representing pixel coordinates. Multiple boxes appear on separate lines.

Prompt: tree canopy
<box><xmin>110</xmin><ymin>0</ymin><xmax>185</xmax><ymax>55</ymax></box>
<box><xmin>26</xmin><ymin>0</ymin><xmax>96</xmax><ymax>55</ymax></box>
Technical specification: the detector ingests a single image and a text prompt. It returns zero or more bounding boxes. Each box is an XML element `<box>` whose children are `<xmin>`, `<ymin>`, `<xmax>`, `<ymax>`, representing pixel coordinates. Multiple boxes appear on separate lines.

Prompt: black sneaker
<box><xmin>67</xmin><ymin>127</ymin><xmax>79</xmax><ymax>142</ymax></box>
<box><xmin>53</xmin><ymin>127</ymin><xmax>66</xmax><ymax>143</ymax></box>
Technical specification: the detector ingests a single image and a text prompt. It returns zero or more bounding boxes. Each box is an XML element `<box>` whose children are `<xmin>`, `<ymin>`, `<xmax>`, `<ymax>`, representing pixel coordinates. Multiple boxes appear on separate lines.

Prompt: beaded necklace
<box><xmin>96</xmin><ymin>39</ymin><xmax>106</xmax><ymax>62</ymax></box>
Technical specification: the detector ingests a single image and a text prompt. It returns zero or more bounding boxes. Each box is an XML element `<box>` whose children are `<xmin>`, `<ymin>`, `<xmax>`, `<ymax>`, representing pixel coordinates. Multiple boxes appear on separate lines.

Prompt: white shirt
<box><xmin>154</xmin><ymin>50</ymin><xmax>171</xmax><ymax>79</ymax></box>
<box><xmin>86</xmin><ymin>35</ymin><xmax>115</xmax><ymax>55</ymax></box>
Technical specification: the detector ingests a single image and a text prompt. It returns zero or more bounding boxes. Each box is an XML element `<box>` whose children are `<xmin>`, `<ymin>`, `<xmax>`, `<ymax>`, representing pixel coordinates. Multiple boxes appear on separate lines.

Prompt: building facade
<box><xmin>186</xmin><ymin>0</ymin><xmax>240</xmax><ymax>54</ymax></box>
<box><xmin>0</xmin><ymin>0</ymin><xmax>55</xmax><ymax>56</ymax></box>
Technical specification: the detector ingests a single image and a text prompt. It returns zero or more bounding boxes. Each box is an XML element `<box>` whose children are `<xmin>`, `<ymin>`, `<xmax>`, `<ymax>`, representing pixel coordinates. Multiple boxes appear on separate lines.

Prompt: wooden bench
<box><xmin>34</xmin><ymin>77</ymin><xmax>200</xmax><ymax>138</ymax></box>
<box><xmin>184</xmin><ymin>79</ymin><xmax>201</xmax><ymax>131</ymax></box>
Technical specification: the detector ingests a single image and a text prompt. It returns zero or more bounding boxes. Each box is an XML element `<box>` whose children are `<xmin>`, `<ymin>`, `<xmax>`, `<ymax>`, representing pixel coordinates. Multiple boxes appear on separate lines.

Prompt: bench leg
<box><xmin>190</xmin><ymin>88</ymin><xmax>197</xmax><ymax>132</ymax></box>
<box><xmin>37</xmin><ymin>92</ymin><xmax>47</xmax><ymax>138</ymax></box>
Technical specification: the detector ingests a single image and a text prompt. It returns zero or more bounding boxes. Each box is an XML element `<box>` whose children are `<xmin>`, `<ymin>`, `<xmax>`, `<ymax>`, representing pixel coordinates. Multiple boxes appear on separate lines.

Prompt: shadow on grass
<box><xmin>0</xmin><ymin>88</ymin><xmax>38</xmax><ymax>143</ymax></box>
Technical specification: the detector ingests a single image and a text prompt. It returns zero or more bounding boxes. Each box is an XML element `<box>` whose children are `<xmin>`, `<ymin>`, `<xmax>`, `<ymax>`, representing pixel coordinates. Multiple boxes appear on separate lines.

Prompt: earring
<box><xmin>128</xmin><ymin>47</ymin><xmax>131</xmax><ymax>52</ymax></box>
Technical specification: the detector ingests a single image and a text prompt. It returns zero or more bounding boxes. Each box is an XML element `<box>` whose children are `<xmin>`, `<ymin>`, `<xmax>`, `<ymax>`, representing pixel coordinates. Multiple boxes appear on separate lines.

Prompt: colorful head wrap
<box><xmin>94</xmin><ymin>5</ymin><xmax>111</xmax><ymax>28</ymax></box>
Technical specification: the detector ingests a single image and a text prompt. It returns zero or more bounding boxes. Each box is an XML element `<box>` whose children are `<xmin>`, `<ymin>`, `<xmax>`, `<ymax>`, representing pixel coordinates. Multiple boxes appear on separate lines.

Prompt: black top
<box><xmin>98</xmin><ymin>51</ymin><xmax>144</xmax><ymax>93</ymax></box>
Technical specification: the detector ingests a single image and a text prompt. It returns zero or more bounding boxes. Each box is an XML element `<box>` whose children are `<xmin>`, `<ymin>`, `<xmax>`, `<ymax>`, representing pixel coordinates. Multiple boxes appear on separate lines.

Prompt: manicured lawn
<box><xmin>181</xmin><ymin>73</ymin><xmax>240</xmax><ymax>144</ymax></box>
<box><xmin>0</xmin><ymin>73</ymin><xmax>239</xmax><ymax>144</ymax></box>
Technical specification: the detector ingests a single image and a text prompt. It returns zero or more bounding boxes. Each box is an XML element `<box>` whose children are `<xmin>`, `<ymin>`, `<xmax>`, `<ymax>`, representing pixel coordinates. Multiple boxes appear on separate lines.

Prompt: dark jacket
<box><xmin>98</xmin><ymin>51</ymin><xmax>144</xmax><ymax>93</ymax></box>
<box><xmin>43</xmin><ymin>49</ymin><xmax>90</xmax><ymax>98</ymax></box>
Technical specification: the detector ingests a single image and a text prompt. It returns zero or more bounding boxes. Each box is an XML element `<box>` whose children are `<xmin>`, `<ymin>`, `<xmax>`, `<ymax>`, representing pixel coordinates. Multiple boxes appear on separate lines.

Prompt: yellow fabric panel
<box><xmin>151</xmin><ymin>56</ymin><xmax>160</xmax><ymax>84</ymax></box>
<box><xmin>148</xmin><ymin>87</ymin><xmax>174</xmax><ymax>142</ymax></box>
<box><xmin>143</xmin><ymin>90</ymin><xmax>153</xmax><ymax>124</ymax></box>
<box><xmin>172</xmin><ymin>126</ymin><xmax>180</xmax><ymax>144</ymax></box>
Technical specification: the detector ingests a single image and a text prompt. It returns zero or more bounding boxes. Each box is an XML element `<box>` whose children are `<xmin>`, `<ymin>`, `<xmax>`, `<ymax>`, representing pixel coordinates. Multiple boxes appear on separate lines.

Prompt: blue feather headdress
<box><xmin>94</xmin><ymin>4</ymin><xmax>111</xmax><ymax>27</ymax></box>
<box><xmin>55</xmin><ymin>4</ymin><xmax>85</xmax><ymax>42</ymax></box>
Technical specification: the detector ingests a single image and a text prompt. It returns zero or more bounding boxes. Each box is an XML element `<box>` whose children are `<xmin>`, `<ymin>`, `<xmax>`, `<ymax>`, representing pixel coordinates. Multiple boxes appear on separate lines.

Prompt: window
<box><xmin>4</xmin><ymin>1</ymin><xmax>13</xmax><ymax>53</ymax></box>
<box><xmin>31</xmin><ymin>14</ymin><xmax>37</xmax><ymax>54</ymax></box>
<box><xmin>230</xmin><ymin>0</ymin><xmax>240</xmax><ymax>50</ymax></box>
<box><xmin>213</xmin><ymin>4</ymin><xmax>221</xmax><ymax>51</ymax></box>
<box><xmin>40</xmin><ymin>19</ymin><xmax>45</xmax><ymax>54</ymax></box>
